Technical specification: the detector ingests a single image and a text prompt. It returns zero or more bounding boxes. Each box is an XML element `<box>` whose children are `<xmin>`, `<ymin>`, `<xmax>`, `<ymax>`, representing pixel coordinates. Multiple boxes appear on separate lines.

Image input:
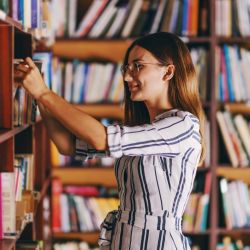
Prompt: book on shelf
<box><xmin>52</xmin><ymin>0</ymin><xmax>208</xmax><ymax>38</ymax></box>
<box><xmin>219</xmin><ymin>178</ymin><xmax>250</xmax><ymax>230</ymax></box>
<box><xmin>52</xmin><ymin>178</ymin><xmax>119</xmax><ymax>233</ymax></box>
<box><xmin>216</xmin><ymin>45</ymin><xmax>250</xmax><ymax>102</ymax></box>
<box><xmin>217</xmin><ymin>111</ymin><xmax>250</xmax><ymax>167</ymax></box>
<box><xmin>183</xmin><ymin>171</ymin><xmax>211</xmax><ymax>232</ymax></box>
<box><xmin>0</xmin><ymin>172</ymin><xmax>16</xmax><ymax>239</ymax></box>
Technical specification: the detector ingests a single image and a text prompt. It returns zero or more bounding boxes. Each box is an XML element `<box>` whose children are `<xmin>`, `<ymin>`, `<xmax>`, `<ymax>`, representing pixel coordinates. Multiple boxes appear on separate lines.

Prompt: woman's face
<box><xmin>123</xmin><ymin>46</ymin><xmax>169</xmax><ymax>106</ymax></box>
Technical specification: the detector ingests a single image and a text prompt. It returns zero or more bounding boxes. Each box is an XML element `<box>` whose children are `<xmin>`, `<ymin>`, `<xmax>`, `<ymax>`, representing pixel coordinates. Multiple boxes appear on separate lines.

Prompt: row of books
<box><xmin>0</xmin><ymin>154</ymin><xmax>39</xmax><ymax>239</ymax></box>
<box><xmin>216</xmin><ymin>45</ymin><xmax>250</xmax><ymax>102</ymax></box>
<box><xmin>0</xmin><ymin>0</ymin><xmax>53</xmax><ymax>42</ymax></box>
<box><xmin>183</xmin><ymin>172</ymin><xmax>211</xmax><ymax>232</ymax></box>
<box><xmin>52</xmin><ymin>59</ymin><xmax>124</xmax><ymax>104</ymax></box>
<box><xmin>219</xmin><ymin>178</ymin><xmax>250</xmax><ymax>229</ymax></box>
<box><xmin>217</xmin><ymin>237</ymin><xmax>250</xmax><ymax>250</ymax></box>
<box><xmin>14</xmin><ymin>154</ymin><xmax>34</xmax><ymax>201</ymax></box>
<box><xmin>52</xmin><ymin>179</ymin><xmax>119</xmax><ymax>233</ymax></box>
<box><xmin>54</xmin><ymin>241</ymin><xmax>98</xmax><ymax>250</ymax></box>
<box><xmin>216</xmin><ymin>111</ymin><xmax>250</xmax><ymax>167</ymax></box>
<box><xmin>215</xmin><ymin>0</ymin><xmax>250</xmax><ymax>37</ymax></box>
<box><xmin>50</xmin><ymin>46</ymin><xmax>208</xmax><ymax>104</ymax></box>
<box><xmin>53</xmin><ymin>0</ymin><xmax>208</xmax><ymax>39</ymax></box>
<box><xmin>13</xmin><ymin>86</ymin><xmax>37</xmax><ymax>127</ymax></box>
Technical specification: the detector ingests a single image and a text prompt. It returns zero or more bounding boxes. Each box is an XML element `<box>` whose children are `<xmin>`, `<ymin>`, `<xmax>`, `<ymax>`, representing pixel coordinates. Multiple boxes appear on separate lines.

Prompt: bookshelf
<box><xmin>0</xmin><ymin>9</ymin><xmax>51</xmax><ymax>250</ymax></box>
<box><xmin>49</xmin><ymin>0</ymin><xmax>250</xmax><ymax>249</ymax></box>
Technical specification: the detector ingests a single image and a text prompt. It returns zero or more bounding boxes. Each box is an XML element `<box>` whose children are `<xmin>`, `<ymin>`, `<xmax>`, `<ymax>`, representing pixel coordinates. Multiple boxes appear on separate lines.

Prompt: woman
<box><xmin>16</xmin><ymin>32</ymin><xmax>205</xmax><ymax>249</ymax></box>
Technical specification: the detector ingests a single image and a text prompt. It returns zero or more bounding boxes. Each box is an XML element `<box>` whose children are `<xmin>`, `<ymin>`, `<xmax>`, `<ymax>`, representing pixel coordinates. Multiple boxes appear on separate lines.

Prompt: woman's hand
<box><xmin>14</xmin><ymin>57</ymin><xmax>50</xmax><ymax>100</ymax></box>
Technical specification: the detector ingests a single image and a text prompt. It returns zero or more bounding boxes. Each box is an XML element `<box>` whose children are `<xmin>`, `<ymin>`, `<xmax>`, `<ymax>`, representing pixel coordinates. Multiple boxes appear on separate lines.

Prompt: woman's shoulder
<box><xmin>154</xmin><ymin>109</ymin><xmax>199</xmax><ymax>123</ymax></box>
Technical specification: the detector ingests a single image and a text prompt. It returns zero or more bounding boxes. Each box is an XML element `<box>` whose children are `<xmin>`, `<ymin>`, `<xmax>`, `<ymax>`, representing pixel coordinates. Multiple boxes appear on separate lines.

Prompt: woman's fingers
<box><xmin>25</xmin><ymin>57</ymin><xmax>38</xmax><ymax>71</ymax></box>
<box><xmin>15</xmin><ymin>63</ymin><xmax>30</xmax><ymax>73</ymax></box>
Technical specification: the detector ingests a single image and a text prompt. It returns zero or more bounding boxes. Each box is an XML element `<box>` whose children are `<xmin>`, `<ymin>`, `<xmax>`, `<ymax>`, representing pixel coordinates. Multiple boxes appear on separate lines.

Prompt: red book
<box><xmin>52</xmin><ymin>178</ymin><xmax>63</xmax><ymax>232</ymax></box>
<box><xmin>64</xmin><ymin>186</ymin><xmax>100</xmax><ymax>197</ymax></box>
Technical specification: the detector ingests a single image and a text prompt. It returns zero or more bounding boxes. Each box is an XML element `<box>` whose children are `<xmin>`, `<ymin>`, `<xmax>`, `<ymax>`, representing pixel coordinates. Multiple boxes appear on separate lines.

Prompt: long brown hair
<box><xmin>123</xmin><ymin>32</ymin><xmax>205</xmax><ymax>164</ymax></box>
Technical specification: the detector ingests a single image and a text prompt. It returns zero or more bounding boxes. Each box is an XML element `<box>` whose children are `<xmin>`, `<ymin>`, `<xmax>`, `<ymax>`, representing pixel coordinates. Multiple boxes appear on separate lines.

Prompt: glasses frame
<box><xmin>120</xmin><ymin>61</ymin><xmax>165</xmax><ymax>76</ymax></box>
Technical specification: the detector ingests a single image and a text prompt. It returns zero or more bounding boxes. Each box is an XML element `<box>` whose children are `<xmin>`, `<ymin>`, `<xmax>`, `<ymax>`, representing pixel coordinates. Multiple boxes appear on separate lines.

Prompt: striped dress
<box><xmin>76</xmin><ymin>109</ymin><xmax>202</xmax><ymax>250</ymax></box>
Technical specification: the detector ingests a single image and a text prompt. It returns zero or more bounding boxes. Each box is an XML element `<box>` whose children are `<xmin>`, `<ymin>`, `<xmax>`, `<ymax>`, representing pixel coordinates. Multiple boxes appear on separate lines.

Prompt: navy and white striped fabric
<box><xmin>76</xmin><ymin>109</ymin><xmax>202</xmax><ymax>250</ymax></box>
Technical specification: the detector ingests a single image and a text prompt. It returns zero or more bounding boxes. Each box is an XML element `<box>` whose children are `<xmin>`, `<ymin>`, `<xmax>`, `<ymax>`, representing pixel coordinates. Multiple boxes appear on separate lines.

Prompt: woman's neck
<box><xmin>145</xmin><ymin>103</ymin><xmax>173</xmax><ymax>122</ymax></box>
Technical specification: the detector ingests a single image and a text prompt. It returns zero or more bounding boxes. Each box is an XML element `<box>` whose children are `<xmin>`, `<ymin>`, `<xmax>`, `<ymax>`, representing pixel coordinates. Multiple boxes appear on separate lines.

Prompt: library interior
<box><xmin>1</xmin><ymin>0</ymin><xmax>250</xmax><ymax>249</ymax></box>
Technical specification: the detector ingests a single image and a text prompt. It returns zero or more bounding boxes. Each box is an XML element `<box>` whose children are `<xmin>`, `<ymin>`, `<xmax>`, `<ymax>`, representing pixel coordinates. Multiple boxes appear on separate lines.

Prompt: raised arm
<box><xmin>37</xmin><ymin>102</ymin><xmax>75</xmax><ymax>155</ymax></box>
<box><xmin>17</xmin><ymin>57</ymin><xmax>108</xmax><ymax>152</ymax></box>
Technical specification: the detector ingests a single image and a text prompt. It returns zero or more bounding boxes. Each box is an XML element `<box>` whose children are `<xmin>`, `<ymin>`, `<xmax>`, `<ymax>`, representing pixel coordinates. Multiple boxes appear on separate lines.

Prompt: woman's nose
<box><xmin>124</xmin><ymin>71</ymin><xmax>134</xmax><ymax>82</ymax></box>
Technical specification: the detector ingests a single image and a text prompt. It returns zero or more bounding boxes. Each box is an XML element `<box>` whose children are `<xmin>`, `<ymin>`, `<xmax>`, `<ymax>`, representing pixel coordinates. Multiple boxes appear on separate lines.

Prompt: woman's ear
<box><xmin>163</xmin><ymin>65</ymin><xmax>175</xmax><ymax>81</ymax></box>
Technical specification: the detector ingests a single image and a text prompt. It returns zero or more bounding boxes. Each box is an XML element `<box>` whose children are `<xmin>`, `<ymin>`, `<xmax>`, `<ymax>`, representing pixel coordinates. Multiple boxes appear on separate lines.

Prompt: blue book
<box><xmin>223</xmin><ymin>45</ymin><xmax>235</xmax><ymax>102</ymax></box>
<box><xmin>182</xmin><ymin>0</ymin><xmax>189</xmax><ymax>35</ymax></box>
<box><xmin>31</xmin><ymin>0</ymin><xmax>38</xmax><ymax>28</ymax></box>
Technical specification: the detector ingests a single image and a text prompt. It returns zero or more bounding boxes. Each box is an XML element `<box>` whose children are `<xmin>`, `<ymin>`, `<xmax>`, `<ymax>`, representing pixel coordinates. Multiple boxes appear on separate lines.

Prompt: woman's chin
<box><xmin>130</xmin><ymin>93</ymin><xmax>143</xmax><ymax>102</ymax></box>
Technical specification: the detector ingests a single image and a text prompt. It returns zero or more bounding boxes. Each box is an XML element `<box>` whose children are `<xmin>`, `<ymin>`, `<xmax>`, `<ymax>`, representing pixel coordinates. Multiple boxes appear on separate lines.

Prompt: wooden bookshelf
<box><xmin>0</xmin><ymin>10</ymin><xmax>51</xmax><ymax>250</ymax></box>
<box><xmin>224</xmin><ymin>103</ymin><xmax>250</xmax><ymax>117</ymax></box>
<box><xmin>48</xmin><ymin>0</ymin><xmax>250</xmax><ymax>249</ymax></box>
<box><xmin>52</xmin><ymin>167</ymin><xmax>116</xmax><ymax>187</ymax></box>
<box><xmin>217</xmin><ymin>167</ymin><xmax>250</xmax><ymax>184</ymax></box>
<box><xmin>53</xmin><ymin>231</ymin><xmax>99</xmax><ymax>244</ymax></box>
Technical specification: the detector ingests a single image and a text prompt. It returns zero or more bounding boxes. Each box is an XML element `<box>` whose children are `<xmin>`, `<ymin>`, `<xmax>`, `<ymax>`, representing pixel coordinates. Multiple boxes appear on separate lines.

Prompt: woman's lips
<box><xmin>129</xmin><ymin>84</ymin><xmax>139</xmax><ymax>92</ymax></box>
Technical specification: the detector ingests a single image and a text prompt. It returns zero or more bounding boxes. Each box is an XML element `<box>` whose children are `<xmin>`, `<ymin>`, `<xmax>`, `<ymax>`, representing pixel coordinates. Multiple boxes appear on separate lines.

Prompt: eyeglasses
<box><xmin>120</xmin><ymin>61</ymin><xmax>164</xmax><ymax>76</ymax></box>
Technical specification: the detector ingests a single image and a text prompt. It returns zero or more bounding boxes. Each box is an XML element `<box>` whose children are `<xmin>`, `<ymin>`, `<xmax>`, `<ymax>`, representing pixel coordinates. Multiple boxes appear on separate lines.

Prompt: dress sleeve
<box><xmin>75</xmin><ymin>138</ymin><xmax>109</xmax><ymax>161</ymax></box>
<box><xmin>106</xmin><ymin>112</ymin><xmax>198</xmax><ymax>158</ymax></box>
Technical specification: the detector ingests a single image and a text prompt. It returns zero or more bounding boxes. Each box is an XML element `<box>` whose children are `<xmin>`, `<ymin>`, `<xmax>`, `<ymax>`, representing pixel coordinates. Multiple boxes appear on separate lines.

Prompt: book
<box><xmin>1</xmin><ymin>172</ymin><xmax>16</xmax><ymax>238</ymax></box>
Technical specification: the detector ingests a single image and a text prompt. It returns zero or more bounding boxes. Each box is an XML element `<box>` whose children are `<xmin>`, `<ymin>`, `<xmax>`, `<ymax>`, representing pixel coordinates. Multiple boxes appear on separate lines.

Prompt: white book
<box><xmin>51</xmin><ymin>0</ymin><xmax>66</xmax><ymax>37</ymax></box>
<box><xmin>121</xmin><ymin>0</ymin><xmax>143</xmax><ymax>38</ymax></box>
<box><xmin>150</xmin><ymin>0</ymin><xmax>167</xmax><ymax>33</ymax></box>
<box><xmin>229</xmin><ymin>181</ymin><xmax>248</xmax><ymax>227</ymax></box>
<box><xmin>88</xmin><ymin>0</ymin><xmax>118</xmax><ymax>38</ymax></box>
<box><xmin>23</xmin><ymin>0</ymin><xmax>32</xmax><ymax>28</ymax></box>
<box><xmin>64</xmin><ymin>62</ymin><xmax>73</xmax><ymax>102</ymax></box>
<box><xmin>60</xmin><ymin>194</ymin><xmax>70</xmax><ymax>232</ymax></box>
<box><xmin>78</xmin><ymin>197</ymin><xmax>95</xmax><ymax>231</ymax></box>
<box><xmin>215</xmin><ymin>0</ymin><xmax>221</xmax><ymax>35</ymax></box>
<box><xmin>74</xmin><ymin>0</ymin><xmax>108</xmax><ymax>37</ymax></box>
<box><xmin>100</xmin><ymin>63</ymin><xmax>116</xmax><ymax>101</ymax></box>
<box><xmin>228</xmin><ymin>46</ymin><xmax>243</xmax><ymax>101</ymax></box>
<box><xmin>72</xmin><ymin>63</ymin><xmax>85</xmax><ymax>103</ymax></box>
<box><xmin>216</xmin><ymin>111</ymin><xmax>239</xmax><ymax>167</ymax></box>
<box><xmin>1</xmin><ymin>172</ymin><xmax>16</xmax><ymax>237</ymax></box>
<box><xmin>68</xmin><ymin>0</ymin><xmax>78</xmax><ymax>37</ymax></box>
<box><xmin>105</xmin><ymin>5</ymin><xmax>129</xmax><ymax>38</ymax></box>
<box><xmin>169</xmin><ymin>0</ymin><xmax>180</xmax><ymax>33</ymax></box>
<box><xmin>223</xmin><ymin>111</ymin><xmax>249</xmax><ymax>167</ymax></box>
<box><xmin>236</xmin><ymin>0</ymin><xmax>250</xmax><ymax>36</ymax></box>
<box><xmin>234</xmin><ymin>114</ymin><xmax>250</xmax><ymax>160</ymax></box>
<box><xmin>242</xmin><ymin>49</ymin><xmax>250</xmax><ymax>99</ymax></box>
<box><xmin>73</xmin><ymin>196</ymin><xmax>88</xmax><ymax>231</ymax></box>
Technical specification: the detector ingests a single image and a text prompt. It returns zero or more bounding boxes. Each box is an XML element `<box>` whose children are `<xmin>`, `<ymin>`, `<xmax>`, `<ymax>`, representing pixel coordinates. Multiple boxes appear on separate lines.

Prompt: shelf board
<box><xmin>0</xmin><ymin>239</ymin><xmax>15</xmax><ymax>250</ymax></box>
<box><xmin>183</xmin><ymin>230</ymin><xmax>210</xmax><ymax>236</ymax></box>
<box><xmin>217</xmin><ymin>36</ymin><xmax>250</xmax><ymax>44</ymax></box>
<box><xmin>180</xmin><ymin>36</ymin><xmax>211</xmax><ymax>43</ymax></box>
<box><xmin>224</xmin><ymin>103</ymin><xmax>250</xmax><ymax>116</ymax></box>
<box><xmin>74</xmin><ymin>104</ymin><xmax>124</xmax><ymax>120</ymax></box>
<box><xmin>53</xmin><ymin>39</ymin><xmax>132</xmax><ymax>61</ymax></box>
<box><xmin>217</xmin><ymin>167</ymin><xmax>250</xmax><ymax>183</ymax></box>
<box><xmin>0</xmin><ymin>125</ymin><xmax>30</xmax><ymax>143</ymax></box>
<box><xmin>53</xmin><ymin>231</ymin><xmax>99</xmax><ymax>244</ymax></box>
<box><xmin>217</xmin><ymin>228</ymin><xmax>250</xmax><ymax>234</ymax></box>
<box><xmin>52</xmin><ymin>167</ymin><xmax>116</xmax><ymax>187</ymax></box>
